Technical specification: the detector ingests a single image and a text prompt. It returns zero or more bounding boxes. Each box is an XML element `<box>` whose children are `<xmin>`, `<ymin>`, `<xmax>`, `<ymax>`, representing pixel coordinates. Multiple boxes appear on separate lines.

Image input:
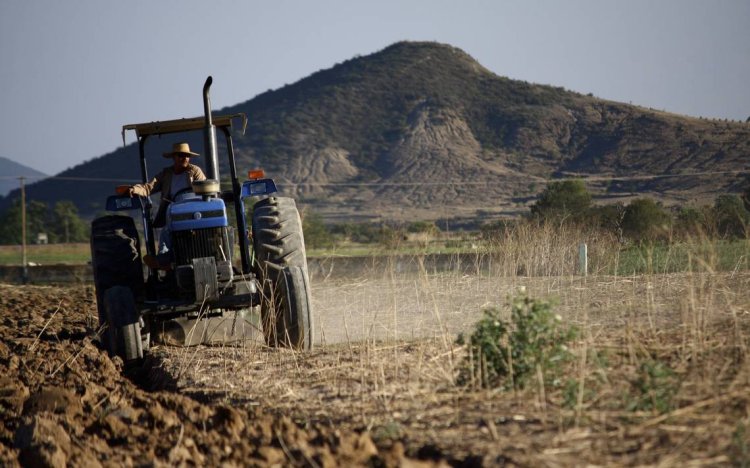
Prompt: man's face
<box><xmin>173</xmin><ymin>154</ymin><xmax>190</xmax><ymax>170</ymax></box>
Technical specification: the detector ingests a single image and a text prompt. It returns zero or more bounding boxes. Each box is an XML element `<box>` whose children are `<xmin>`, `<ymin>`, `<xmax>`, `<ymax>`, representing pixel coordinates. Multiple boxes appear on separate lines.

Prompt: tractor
<box><xmin>90</xmin><ymin>77</ymin><xmax>313</xmax><ymax>364</ymax></box>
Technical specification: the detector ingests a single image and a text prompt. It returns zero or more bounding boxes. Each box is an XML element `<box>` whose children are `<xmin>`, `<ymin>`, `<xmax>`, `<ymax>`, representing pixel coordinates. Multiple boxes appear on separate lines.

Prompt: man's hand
<box><xmin>115</xmin><ymin>184</ymin><xmax>134</xmax><ymax>197</ymax></box>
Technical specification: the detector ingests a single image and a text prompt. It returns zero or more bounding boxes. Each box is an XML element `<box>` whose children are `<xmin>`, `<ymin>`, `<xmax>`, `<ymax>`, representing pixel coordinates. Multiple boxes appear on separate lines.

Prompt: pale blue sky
<box><xmin>1</xmin><ymin>0</ymin><xmax>748</xmax><ymax>175</ymax></box>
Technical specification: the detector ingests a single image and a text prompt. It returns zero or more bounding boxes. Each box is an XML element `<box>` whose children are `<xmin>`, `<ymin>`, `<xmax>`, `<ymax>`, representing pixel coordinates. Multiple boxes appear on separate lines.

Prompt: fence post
<box><xmin>578</xmin><ymin>243</ymin><xmax>588</xmax><ymax>276</ymax></box>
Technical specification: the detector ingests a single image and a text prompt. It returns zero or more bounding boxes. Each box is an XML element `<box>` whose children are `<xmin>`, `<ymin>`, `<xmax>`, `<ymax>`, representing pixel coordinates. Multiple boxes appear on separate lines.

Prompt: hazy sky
<box><xmin>1</xmin><ymin>0</ymin><xmax>748</xmax><ymax>175</ymax></box>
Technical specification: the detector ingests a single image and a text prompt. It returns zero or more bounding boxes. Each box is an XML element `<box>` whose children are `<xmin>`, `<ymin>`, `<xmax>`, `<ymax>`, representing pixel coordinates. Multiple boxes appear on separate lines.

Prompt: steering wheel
<box><xmin>173</xmin><ymin>188</ymin><xmax>197</xmax><ymax>202</ymax></box>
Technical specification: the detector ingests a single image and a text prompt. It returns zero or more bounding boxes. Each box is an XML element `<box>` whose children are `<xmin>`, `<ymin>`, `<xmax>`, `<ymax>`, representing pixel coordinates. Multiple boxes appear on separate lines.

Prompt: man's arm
<box><xmin>129</xmin><ymin>169</ymin><xmax>165</xmax><ymax>197</ymax></box>
<box><xmin>190</xmin><ymin>164</ymin><xmax>207</xmax><ymax>182</ymax></box>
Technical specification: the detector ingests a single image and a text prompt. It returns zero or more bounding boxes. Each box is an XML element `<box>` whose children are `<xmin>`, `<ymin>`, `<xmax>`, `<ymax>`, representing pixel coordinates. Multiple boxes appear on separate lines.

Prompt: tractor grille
<box><xmin>172</xmin><ymin>227</ymin><xmax>232</xmax><ymax>266</ymax></box>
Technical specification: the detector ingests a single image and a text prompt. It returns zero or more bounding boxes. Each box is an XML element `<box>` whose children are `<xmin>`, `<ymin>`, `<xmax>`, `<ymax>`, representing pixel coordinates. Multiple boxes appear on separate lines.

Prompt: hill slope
<box><xmin>4</xmin><ymin>42</ymin><xmax>749</xmax><ymax>222</ymax></box>
<box><xmin>0</xmin><ymin>157</ymin><xmax>47</xmax><ymax>197</ymax></box>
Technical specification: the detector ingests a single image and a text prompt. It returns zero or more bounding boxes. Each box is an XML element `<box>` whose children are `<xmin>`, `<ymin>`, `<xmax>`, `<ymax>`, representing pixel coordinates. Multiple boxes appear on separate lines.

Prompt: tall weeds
<box><xmin>481</xmin><ymin>219</ymin><xmax>750</xmax><ymax>277</ymax></box>
<box><xmin>482</xmin><ymin>219</ymin><xmax>619</xmax><ymax>277</ymax></box>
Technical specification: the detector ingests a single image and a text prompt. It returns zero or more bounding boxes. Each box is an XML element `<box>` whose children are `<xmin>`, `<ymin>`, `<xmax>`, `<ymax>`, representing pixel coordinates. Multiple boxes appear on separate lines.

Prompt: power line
<box><xmin>270</xmin><ymin>169</ymin><xmax>750</xmax><ymax>187</ymax></box>
<box><xmin>0</xmin><ymin>169</ymin><xmax>747</xmax><ymax>187</ymax></box>
<box><xmin>555</xmin><ymin>170</ymin><xmax>750</xmax><ymax>183</ymax></box>
<box><xmin>0</xmin><ymin>175</ymin><xmax>139</xmax><ymax>182</ymax></box>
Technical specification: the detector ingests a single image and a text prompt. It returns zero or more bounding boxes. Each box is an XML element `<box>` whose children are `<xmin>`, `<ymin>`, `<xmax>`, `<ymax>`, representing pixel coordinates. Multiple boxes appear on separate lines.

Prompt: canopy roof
<box><xmin>121</xmin><ymin>113</ymin><xmax>247</xmax><ymax>145</ymax></box>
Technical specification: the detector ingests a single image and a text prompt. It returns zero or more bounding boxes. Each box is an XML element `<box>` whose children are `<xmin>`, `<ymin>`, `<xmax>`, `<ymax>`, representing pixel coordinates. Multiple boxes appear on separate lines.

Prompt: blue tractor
<box><xmin>90</xmin><ymin>77</ymin><xmax>313</xmax><ymax>363</ymax></box>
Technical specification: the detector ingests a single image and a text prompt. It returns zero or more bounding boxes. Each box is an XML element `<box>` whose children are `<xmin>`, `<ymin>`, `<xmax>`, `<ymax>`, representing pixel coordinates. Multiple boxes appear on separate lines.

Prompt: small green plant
<box><xmin>562</xmin><ymin>348</ymin><xmax>610</xmax><ymax>410</ymax></box>
<box><xmin>371</xmin><ymin>420</ymin><xmax>404</xmax><ymax>444</ymax></box>
<box><xmin>456</xmin><ymin>306</ymin><xmax>508</xmax><ymax>387</ymax></box>
<box><xmin>457</xmin><ymin>295</ymin><xmax>577</xmax><ymax>390</ymax></box>
<box><xmin>731</xmin><ymin>420</ymin><xmax>750</xmax><ymax>467</ymax></box>
<box><xmin>563</xmin><ymin>378</ymin><xmax>582</xmax><ymax>409</ymax></box>
<box><xmin>626</xmin><ymin>359</ymin><xmax>679</xmax><ymax>414</ymax></box>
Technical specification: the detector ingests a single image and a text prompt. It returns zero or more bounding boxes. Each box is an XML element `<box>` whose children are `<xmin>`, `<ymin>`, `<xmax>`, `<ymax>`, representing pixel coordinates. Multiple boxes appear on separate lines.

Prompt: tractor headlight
<box><xmin>241</xmin><ymin>178</ymin><xmax>277</xmax><ymax>198</ymax></box>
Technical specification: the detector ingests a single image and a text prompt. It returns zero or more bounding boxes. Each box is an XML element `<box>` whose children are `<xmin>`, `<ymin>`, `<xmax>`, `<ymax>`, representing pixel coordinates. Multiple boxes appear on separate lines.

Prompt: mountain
<box><xmin>3</xmin><ymin>41</ymin><xmax>749</xmax><ymax>224</ymax></box>
<box><xmin>0</xmin><ymin>157</ymin><xmax>48</xmax><ymax>197</ymax></box>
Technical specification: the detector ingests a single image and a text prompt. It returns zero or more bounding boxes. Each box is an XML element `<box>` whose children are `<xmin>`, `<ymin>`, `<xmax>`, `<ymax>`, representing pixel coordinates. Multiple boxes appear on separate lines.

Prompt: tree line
<box><xmin>2</xmin><ymin>180</ymin><xmax>748</xmax><ymax>247</ymax></box>
<box><xmin>0</xmin><ymin>199</ymin><xmax>89</xmax><ymax>245</ymax></box>
<box><xmin>516</xmin><ymin>179</ymin><xmax>750</xmax><ymax>243</ymax></box>
<box><xmin>303</xmin><ymin>179</ymin><xmax>750</xmax><ymax>249</ymax></box>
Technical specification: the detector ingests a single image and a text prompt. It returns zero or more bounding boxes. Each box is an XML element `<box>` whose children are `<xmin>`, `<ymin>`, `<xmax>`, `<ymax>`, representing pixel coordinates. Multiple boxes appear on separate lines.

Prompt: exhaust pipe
<box><xmin>202</xmin><ymin>76</ymin><xmax>219</xmax><ymax>182</ymax></box>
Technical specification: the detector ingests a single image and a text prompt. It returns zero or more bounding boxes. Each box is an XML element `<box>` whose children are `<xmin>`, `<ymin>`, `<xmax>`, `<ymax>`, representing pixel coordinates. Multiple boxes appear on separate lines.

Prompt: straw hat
<box><xmin>163</xmin><ymin>142</ymin><xmax>200</xmax><ymax>158</ymax></box>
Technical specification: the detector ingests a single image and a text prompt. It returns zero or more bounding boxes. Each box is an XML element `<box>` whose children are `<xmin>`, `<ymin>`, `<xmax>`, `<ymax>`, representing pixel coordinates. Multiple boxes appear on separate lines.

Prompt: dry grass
<box><xmin>153</xmin><ymin>225</ymin><xmax>750</xmax><ymax>463</ymax></box>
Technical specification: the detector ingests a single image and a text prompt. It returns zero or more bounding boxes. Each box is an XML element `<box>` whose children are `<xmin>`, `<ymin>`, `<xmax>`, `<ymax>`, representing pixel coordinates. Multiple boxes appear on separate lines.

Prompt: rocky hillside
<box><xmin>4</xmin><ymin>42</ymin><xmax>749</xmax><ymax>223</ymax></box>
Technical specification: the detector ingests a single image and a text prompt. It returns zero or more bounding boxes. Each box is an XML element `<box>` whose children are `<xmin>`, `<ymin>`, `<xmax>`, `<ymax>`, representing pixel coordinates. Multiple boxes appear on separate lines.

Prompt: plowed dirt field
<box><xmin>1</xmin><ymin>269</ymin><xmax>749</xmax><ymax>466</ymax></box>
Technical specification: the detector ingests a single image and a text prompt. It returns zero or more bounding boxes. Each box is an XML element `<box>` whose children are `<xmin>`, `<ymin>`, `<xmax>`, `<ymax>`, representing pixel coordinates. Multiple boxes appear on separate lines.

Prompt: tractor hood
<box><xmin>167</xmin><ymin>198</ymin><xmax>228</xmax><ymax>232</ymax></box>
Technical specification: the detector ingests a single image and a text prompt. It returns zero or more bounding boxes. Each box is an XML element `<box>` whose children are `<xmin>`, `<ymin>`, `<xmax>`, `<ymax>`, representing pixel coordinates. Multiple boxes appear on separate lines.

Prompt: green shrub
<box><xmin>302</xmin><ymin>212</ymin><xmax>333</xmax><ymax>249</ymax></box>
<box><xmin>530</xmin><ymin>179</ymin><xmax>592</xmax><ymax>222</ymax></box>
<box><xmin>457</xmin><ymin>294</ymin><xmax>577</xmax><ymax>390</ymax></box>
<box><xmin>621</xmin><ymin>198</ymin><xmax>672</xmax><ymax>243</ymax></box>
<box><xmin>713</xmin><ymin>195</ymin><xmax>749</xmax><ymax>239</ymax></box>
<box><xmin>674</xmin><ymin>206</ymin><xmax>710</xmax><ymax>238</ymax></box>
<box><xmin>377</xmin><ymin>225</ymin><xmax>405</xmax><ymax>249</ymax></box>
<box><xmin>51</xmin><ymin>201</ymin><xmax>89</xmax><ymax>243</ymax></box>
<box><xmin>562</xmin><ymin>348</ymin><xmax>610</xmax><ymax>409</ymax></box>
<box><xmin>330</xmin><ymin>222</ymin><xmax>394</xmax><ymax>245</ymax></box>
<box><xmin>406</xmin><ymin>221</ymin><xmax>439</xmax><ymax>234</ymax></box>
<box><xmin>479</xmin><ymin>219</ymin><xmax>515</xmax><ymax>242</ymax></box>
<box><xmin>626</xmin><ymin>359</ymin><xmax>679</xmax><ymax>414</ymax></box>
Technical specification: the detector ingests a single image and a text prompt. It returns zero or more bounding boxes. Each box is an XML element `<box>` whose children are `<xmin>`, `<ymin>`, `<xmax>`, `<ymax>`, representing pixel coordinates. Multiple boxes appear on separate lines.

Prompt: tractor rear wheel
<box><xmin>90</xmin><ymin>215</ymin><xmax>144</xmax><ymax>345</ymax></box>
<box><xmin>103</xmin><ymin>286</ymin><xmax>143</xmax><ymax>363</ymax></box>
<box><xmin>252</xmin><ymin>197</ymin><xmax>314</xmax><ymax>349</ymax></box>
<box><xmin>252</xmin><ymin>197</ymin><xmax>308</xmax><ymax>269</ymax></box>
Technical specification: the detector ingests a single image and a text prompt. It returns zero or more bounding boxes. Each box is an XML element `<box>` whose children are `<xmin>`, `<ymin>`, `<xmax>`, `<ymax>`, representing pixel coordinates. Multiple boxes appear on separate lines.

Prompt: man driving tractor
<box><xmin>126</xmin><ymin>142</ymin><xmax>206</xmax><ymax>226</ymax></box>
<box><xmin>124</xmin><ymin>142</ymin><xmax>206</xmax><ymax>269</ymax></box>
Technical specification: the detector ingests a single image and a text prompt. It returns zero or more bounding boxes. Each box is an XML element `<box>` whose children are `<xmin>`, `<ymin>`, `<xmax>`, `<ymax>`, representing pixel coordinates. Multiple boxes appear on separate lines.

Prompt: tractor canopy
<box><xmin>121</xmin><ymin>113</ymin><xmax>247</xmax><ymax>144</ymax></box>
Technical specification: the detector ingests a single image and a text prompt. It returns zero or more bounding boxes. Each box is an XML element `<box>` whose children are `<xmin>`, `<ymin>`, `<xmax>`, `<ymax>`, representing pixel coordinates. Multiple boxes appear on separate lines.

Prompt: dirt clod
<box><xmin>23</xmin><ymin>387</ymin><xmax>82</xmax><ymax>418</ymax></box>
<box><xmin>0</xmin><ymin>378</ymin><xmax>29</xmax><ymax>415</ymax></box>
<box><xmin>14</xmin><ymin>415</ymin><xmax>70</xmax><ymax>468</ymax></box>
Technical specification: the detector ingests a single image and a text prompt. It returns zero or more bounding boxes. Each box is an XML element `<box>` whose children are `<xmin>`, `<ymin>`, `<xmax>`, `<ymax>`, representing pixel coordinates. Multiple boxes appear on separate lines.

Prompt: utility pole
<box><xmin>20</xmin><ymin>177</ymin><xmax>28</xmax><ymax>283</ymax></box>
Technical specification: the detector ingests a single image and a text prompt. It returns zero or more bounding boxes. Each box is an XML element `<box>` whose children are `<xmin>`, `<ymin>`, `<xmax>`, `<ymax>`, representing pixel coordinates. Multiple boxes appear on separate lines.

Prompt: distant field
<box><xmin>0</xmin><ymin>242</ymin><xmax>467</xmax><ymax>265</ymax></box>
<box><xmin>609</xmin><ymin>239</ymin><xmax>750</xmax><ymax>275</ymax></box>
<box><xmin>0</xmin><ymin>243</ymin><xmax>90</xmax><ymax>265</ymax></box>
<box><xmin>0</xmin><ymin>240</ymin><xmax>478</xmax><ymax>266</ymax></box>
<box><xmin>1</xmin><ymin>239</ymin><xmax>748</xmax><ymax>276</ymax></box>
